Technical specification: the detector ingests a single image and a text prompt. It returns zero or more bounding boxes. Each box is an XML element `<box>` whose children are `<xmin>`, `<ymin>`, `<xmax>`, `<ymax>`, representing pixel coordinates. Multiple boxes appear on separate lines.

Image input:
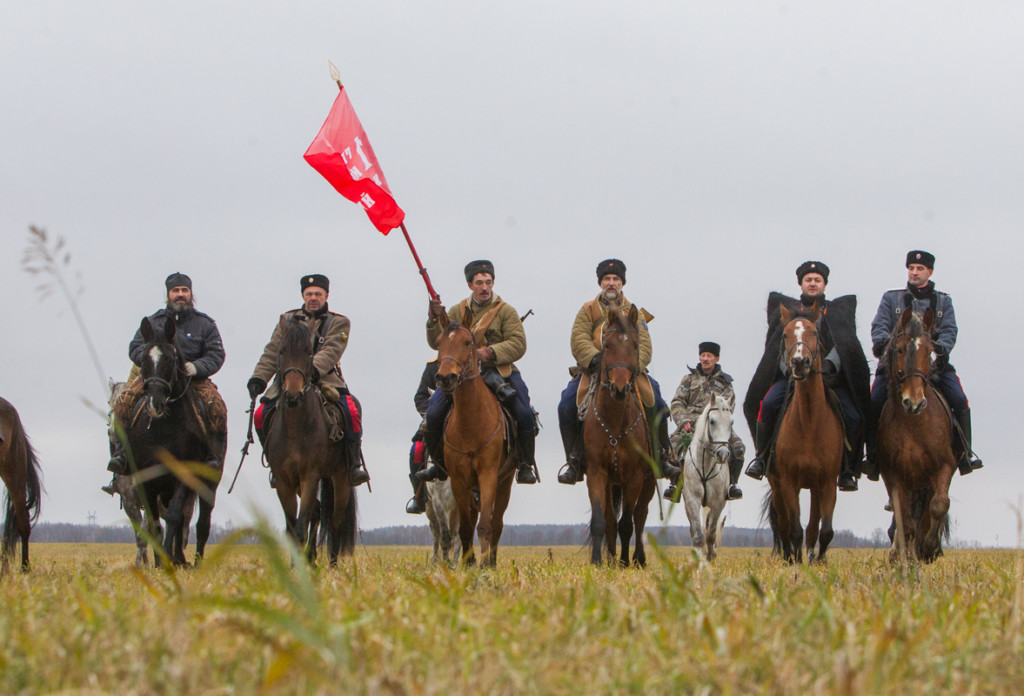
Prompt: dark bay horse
<box><xmin>124</xmin><ymin>317</ymin><xmax>222</xmax><ymax>567</ymax></box>
<box><xmin>583</xmin><ymin>305</ymin><xmax>656</xmax><ymax>567</ymax></box>
<box><xmin>877</xmin><ymin>308</ymin><xmax>954</xmax><ymax>563</ymax></box>
<box><xmin>435</xmin><ymin>306</ymin><xmax>515</xmax><ymax>567</ymax></box>
<box><xmin>265</xmin><ymin>319</ymin><xmax>357</xmax><ymax>565</ymax></box>
<box><xmin>767</xmin><ymin>302</ymin><xmax>843</xmax><ymax>563</ymax></box>
<box><xmin>0</xmin><ymin>397</ymin><xmax>43</xmax><ymax>573</ymax></box>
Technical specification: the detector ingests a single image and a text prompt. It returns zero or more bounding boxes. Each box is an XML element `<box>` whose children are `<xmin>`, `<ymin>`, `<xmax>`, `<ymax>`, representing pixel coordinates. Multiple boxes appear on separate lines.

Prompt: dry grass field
<box><xmin>1</xmin><ymin>530</ymin><xmax>1022</xmax><ymax>696</ymax></box>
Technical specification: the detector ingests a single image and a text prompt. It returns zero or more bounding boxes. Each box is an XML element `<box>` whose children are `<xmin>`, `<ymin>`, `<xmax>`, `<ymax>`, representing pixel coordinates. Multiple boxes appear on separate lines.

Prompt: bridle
<box><xmin>889</xmin><ymin>332</ymin><xmax>930</xmax><ymax>386</ymax></box>
<box><xmin>782</xmin><ymin>318</ymin><xmax>822</xmax><ymax>380</ymax></box>
<box><xmin>599</xmin><ymin>323</ymin><xmax>639</xmax><ymax>392</ymax></box>
<box><xmin>142</xmin><ymin>347</ymin><xmax>190</xmax><ymax>404</ymax></box>
<box><xmin>437</xmin><ymin>326</ymin><xmax>480</xmax><ymax>388</ymax></box>
<box><xmin>688</xmin><ymin>403</ymin><xmax>731</xmax><ymax>485</ymax></box>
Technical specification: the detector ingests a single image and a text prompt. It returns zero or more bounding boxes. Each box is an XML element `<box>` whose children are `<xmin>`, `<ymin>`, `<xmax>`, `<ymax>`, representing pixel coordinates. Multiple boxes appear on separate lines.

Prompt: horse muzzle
<box><xmin>436</xmin><ymin>373</ymin><xmax>459</xmax><ymax>394</ymax></box>
<box><xmin>901</xmin><ymin>395</ymin><xmax>927</xmax><ymax>414</ymax></box>
<box><xmin>283</xmin><ymin>390</ymin><xmax>305</xmax><ymax>407</ymax></box>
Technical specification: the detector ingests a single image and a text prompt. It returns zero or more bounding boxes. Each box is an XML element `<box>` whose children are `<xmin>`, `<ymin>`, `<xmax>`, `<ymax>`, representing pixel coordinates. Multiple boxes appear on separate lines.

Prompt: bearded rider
<box><xmin>865</xmin><ymin>250</ymin><xmax>982</xmax><ymax>476</ymax></box>
<box><xmin>663</xmin><ymin>342</ymin><xmax>745</xmax><ymax>501</ymax></box>
<box><xmin>105</xmin><ymin>272</ymin><xmax>227</xmax><ymax>493</ymax></box>
<box><xmin>556</xmin><ymin>258</ymin><xmax>682</xmax><ymax>487</ymax></box>
<box><xmin>418</xmin><ymin>260</ymin><xmax>538</xmax><ymax>485</ymax></box>
<box><xmin>247</xmin><ymin>274</ymin><xmax>370</xmax><ymax>487</ymax></box>
<box><xmin>743</xmin><ymin>261</ymin><xmax>871</xmax><ymax>492</ymax></box>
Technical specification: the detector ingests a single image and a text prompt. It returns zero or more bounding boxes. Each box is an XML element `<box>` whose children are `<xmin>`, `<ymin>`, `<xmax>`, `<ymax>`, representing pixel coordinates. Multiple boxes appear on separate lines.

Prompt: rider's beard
<box><xmin>603</xmin><ymin>287</ymin><xmax>620</xmax><ymax>302</ymax></box>
<box><xmin>167</xmin><ymin>298</ymin><xmax>193</xmax><ymax>313</ymax></box>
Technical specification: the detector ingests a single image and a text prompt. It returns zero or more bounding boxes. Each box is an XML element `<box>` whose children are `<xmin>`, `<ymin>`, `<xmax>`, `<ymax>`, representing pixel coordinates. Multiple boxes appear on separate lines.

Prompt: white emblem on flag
<box><xmin>360</xmin><ymin>193</ymin><xmax>376</xmax><ymax>209</ymax></box>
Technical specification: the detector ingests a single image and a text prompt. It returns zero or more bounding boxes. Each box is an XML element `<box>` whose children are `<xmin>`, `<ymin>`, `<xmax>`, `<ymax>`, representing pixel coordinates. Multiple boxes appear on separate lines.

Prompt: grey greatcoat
<box><xmin>870</xmin><ymin>284</ymin><xmax>957</xmax><ymax>367</ymax></box>
<box><xmin>251</xmin><ymin>306</ymin><xmax>350</xmax><ymax>401</ymax></box>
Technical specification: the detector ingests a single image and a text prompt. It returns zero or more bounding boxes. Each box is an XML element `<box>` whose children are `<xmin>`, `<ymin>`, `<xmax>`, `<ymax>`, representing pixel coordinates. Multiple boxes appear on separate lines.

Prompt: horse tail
<box><xmin>760</xmin><ymin>489</ymin><xmax>781</xmax><ymax>555</ymax></box>
<box><xmin>612</xmin><ymin>484</ymin><xmax>623</xmax><ymax>518</ymax></box>
<box><xmin>909</xmin><ymin>487</ymin><xmax>951</xmax><ymax>547</ymax></box>
<box><xmin>317</xmin><ymin>478</ymin><xmax>334</xmax><ymax>549</ymax></box>
<box><xmin>24</xmin><ymin>440</ymin><xmax>42</xmax><ymax>525</ymax></box>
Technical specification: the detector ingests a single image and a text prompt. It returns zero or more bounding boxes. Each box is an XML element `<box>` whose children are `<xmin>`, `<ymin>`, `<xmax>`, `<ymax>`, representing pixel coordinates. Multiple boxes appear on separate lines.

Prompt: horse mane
<box><xmin>282</xmin><ymin>319</ymin><xmax>312</xmax><ymax>355</ymax></box>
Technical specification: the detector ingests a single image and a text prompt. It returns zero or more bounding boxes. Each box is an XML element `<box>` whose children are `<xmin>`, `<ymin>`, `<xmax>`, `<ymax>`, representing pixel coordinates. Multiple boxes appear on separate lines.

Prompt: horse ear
<box><xmin>438</xmin><ymin>310</ymin><xmax>450</xmax><ymax>329</ymax></box>
<box><xmin>921</xmin><ymin>307</ymin><xmax>935</xmax><ymax>332</ymax></box>
<box><xmin>805</xmin><ymin>300</ymin><xmax>821</xmax><ymax>322</ymax></box>
<box><xmin>140</xmin><ymin>317</ymin><xmax>155</xmax><ymax>343</ymax></box>
<box><xmin>779</xmin><ymin>305</ymin><xmax>791</xmax><ymax>325</ymax></box>
<box><xmin>461</xmin><ymin>305</ymin><xmax>473</xmax><ymax>328</ymax></box>
<box><xmin>627</xmin><ymin>304</ymin><xmax>639</xmax><ymax>326</ymax></box>
<box><xmin>164</xmin><ymin>317</ymin><xmax>176</xmax><ymax>343</ymax></box>
<box><xmin>899</xmin><ymin>309</ymin><xmax>912</xmax><ymax>332</ymax></box>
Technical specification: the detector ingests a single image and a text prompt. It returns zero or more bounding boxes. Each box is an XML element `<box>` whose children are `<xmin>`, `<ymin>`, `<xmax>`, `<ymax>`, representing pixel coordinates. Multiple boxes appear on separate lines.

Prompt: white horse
<box><xmin>424</xmin><ymin>478</ymin><xmax>461</xmax><ymax>564</ymax></box>
<box><xmin>681</xmin><ymin>394</ymin><xmax>734</xmax><ymax>562</ymax></box>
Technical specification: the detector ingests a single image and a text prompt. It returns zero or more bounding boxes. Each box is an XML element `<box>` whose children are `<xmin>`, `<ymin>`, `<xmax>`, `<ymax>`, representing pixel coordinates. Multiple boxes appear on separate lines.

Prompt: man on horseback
<box><xmin>556</xmin><ymin>258</ymin><xmax>682</xmax><ymax>487</ymax></box>
<box><xmin>663</xmin><ymin>342</ymin><xmax>745</xmax><ymax>501</ymax></box>
<box><xmin>865</xmin><ymin>250</ymin><xmax>982</xmax><ymax>476</ymax></box>
<box><xmin>247</xmin><ymin>274</ymin><xmax>370</xmax><ymax>487</ymax></box>
<box><xmin>405</xmin><ymin>358</ymin><xmax>439</xmax><ymax>514</ymax></box>
<box><xmin>744</xmin><ymin>261</ymin><xmax>871</xmax><ymax>492</ymax></box>
<box><xmin>419</xmin><ymin>259</ymin><xmax>537</xmax><ymax>485</ymax></box>
<box><xmin>105</xmin><ymin>272</ymin><xmax>227</xmax><ymax>491</ymax></box>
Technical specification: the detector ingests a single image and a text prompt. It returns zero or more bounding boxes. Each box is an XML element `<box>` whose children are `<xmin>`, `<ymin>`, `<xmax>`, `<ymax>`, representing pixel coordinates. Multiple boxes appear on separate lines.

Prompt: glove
<box><xmin>872</xmin><ymin>341</ymin><xmax>886</xmax><ymax>358</ymax></box>
<box><xmin>428</xmin><ymin>298</ymin><xmax>445</xmax><ymax>320</ymax></box>
<box><xmin>588</xmin><ymin>351</ymin><xmax>603</xmax><ymax>372</ymax></box>
<box><xmin>247</xmin><ymin>377</ymin><xmax>267</xmax><ymax>399</ymax></box>
<box><xmin>311</xmin><ymin>366</ymin><xmax>321</xmax><ymax>384</ymax></box>
<box><xmin>183</xmin><ymin>362</ymin><xmax>197</xmax><ymax>377</ymax></box>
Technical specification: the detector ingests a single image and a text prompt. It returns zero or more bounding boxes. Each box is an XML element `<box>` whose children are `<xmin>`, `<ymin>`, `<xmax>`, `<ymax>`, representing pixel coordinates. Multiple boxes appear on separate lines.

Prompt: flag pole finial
<box><xmin>328</xmin><ymin>60</ymin><xmax>342</xmax><ymax>90</ymax></box>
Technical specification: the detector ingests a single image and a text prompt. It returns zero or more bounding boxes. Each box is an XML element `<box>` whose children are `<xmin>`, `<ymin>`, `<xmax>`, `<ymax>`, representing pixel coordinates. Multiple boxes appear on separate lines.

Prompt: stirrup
<box><xmin>349</xmin><ymin>465</ymin><xmax>370</xmax><ymax>487</ymax></box>
<box><xmin>662</xmin><ymin>482</ymin><xmax>679</xmax><ymax>502</ymax></box>
<box><xmin>416</xmin><ymin>462</ymin><xmax>447</xmax><ymax>482</ymax></box>
<box><xmin>405</xmin><ymin>496</ymin><xmax>426</xmax><ymax>514</ymax></box>
<box><xmin>107</xmin><ymin>455</ymin><xmax>128</xmax><ymax>475</ymax></box>
<box><xmin>557</xmin><ymin>462</ymin><xmax>580</xmax><ymax>485</ymax></box>
<box><xmin>516</xmin><ymin>465</ymin><xmax>537</xmax><ymax>484</ymax></box>
<box><xmin>745</xmin><ymin>457</ymin><xmax>766</xmax><ymax>480</ymax></box>
<box><xmin>727</xmin><ymin>484</ymin><xmax>743</xmax><ymax>501</ymax></box>
<box><xmin>838</xmin><ymin>474</ymin><xmax>858</xmax><ymax>492</ymax></box>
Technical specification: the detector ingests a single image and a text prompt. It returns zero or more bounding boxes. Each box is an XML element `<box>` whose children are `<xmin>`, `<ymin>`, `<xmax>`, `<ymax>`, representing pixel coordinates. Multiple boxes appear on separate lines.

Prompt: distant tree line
<box><xmin>21</xmin><ymin>521</ymin><xmax>884</xmax><ymax>548</ymax></box>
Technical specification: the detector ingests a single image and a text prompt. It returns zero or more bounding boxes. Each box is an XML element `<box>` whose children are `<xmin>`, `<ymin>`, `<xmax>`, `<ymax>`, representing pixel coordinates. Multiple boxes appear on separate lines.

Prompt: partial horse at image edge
<box><xmin>0</xmin><ymin>397</ymin><xmax>43</xmax><ymax>573</ymax></box>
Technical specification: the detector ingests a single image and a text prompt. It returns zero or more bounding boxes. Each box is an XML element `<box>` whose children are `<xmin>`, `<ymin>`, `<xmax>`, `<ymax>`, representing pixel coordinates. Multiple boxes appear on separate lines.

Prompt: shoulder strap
<box><xmin>314</xmin><ymin>313</ymin><xmax>333</xmax><ymax>354</ymax></box>
<box><xmin>470</xmin><ymin>301</ymin><xmax>505</xmax><ymax>342</ymax></box>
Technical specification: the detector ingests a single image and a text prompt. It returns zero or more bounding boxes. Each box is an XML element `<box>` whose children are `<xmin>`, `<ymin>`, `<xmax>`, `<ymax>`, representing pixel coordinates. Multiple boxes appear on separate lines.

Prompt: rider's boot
<box><xmin>406</xmin><ymin>473</ymin><xmax>427</xmax><ymax>514</ymax></box>
<box><xmin>838</xmin><ymin>449</ymin><xmax>859</xmax><ymax>492</ymax></box>
<box><xmin>745</xmin><ymin>421</ymin><xmax>771</xmax><ymax>480</ymax></box>
<box><xmin>955</xmin><ymin>408</ymin><xmax>983</xmax><ymax>475</ymax></box>
<box><xmin>654</xmin><ymin>412</ymin><xmax>682</xmax><ymax>485</ymax></box>
<box><xmin>557</xmin><ymin>422</ymin><xmax>583</xmax><ymax>485</ymax></box>
<box><xmin>727</xmin><ymin>454</ymin><xmax>744</xmax><ymax>500</ymax></box>
<box><xmin>482</xmin><ymin>368</ymin><xmax>517</xmax><ymax>403</ymax></box>
<box><xmin>861</xmin><ymin>442</ymin><xmax>881</xmax><ymax>481</ymax></box>
<box><xmin>206</xmin><ymin>430</ymin><xmax>227</xmax><ymax>478</ymax></box>
<box><xmin>101</xmin><ymin>474</ymin><xmax>118</xmax><ymax>496</ymax></box>
<box><xmin>107</xmin><ymin>442</ymin><xmax>129</xmax><ymax>475</ymax></box>
<box><xmin>516</xmin><ymin>432</ymin><xmax>538</xmax><ymax>484</ymax></box>
<box><xmin>345</xmin><ymin>437</ymin><xmax>370</xmax><ymax>487</ymax></box>
<box><xmin>417</xmin><ymin>428</ymin><xmax>448</xmax><ymax>482</ymax></box>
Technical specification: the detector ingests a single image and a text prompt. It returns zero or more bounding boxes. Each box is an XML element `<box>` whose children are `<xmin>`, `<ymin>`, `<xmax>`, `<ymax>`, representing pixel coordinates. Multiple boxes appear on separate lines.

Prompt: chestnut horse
<box><xmin>877</xmin><ymin>308</ymin><xmax>955</xmax><ymax>563</ymax></box>
<box><xmin>0</xmin><ymin>397</ymin><xmax>42</xmax><ymax>573</ymax></box>
<box><xmin>767</xmin><ymin>302</ymin><xmax>843</xmax><ymax>563</ymax></box>
<box><xmin>583</xmin><ymin>305</ymin><xmax>656</xmax><ymax>567</ymax></box>
<box><xmin>265</xmin><ymin>318</ymin><xmax>357</xmax><ymax>565</ymax></box>
<box><xmin>435</xmin><ymin>306</ymin><xmax>515</xmax><ymax>567</ymax></box>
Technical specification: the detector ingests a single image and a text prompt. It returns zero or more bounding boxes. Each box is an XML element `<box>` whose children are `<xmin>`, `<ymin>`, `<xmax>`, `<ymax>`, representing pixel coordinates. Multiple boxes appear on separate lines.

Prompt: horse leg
<box><xmin>162</xmin><ymin>486</ymin><xmax>191</xmax><ymax>566</ymax></box>
<box><xmin>605</xmin><ymin>486</ymin><xmax>619</xmax><ymax>563</ymax></box>
<box><xmin>488</xmin><ymin>468</ymin><xmax>515</xmax><ymax>568</ymax></box>
<box><xmin>475</xmin><ymin>466</ymin><xmax>499</xmax><ymax>568</ymax></box>
<box><xmin>921</xmin><ymin>468</ymin><xmax>953</xmax><ymax>563</ymax></box>
<box><xmin>683</xmin><ymin>481</ymin><xmax>706</xmax><ymax>558</ymax></box>
<box><xmin>449</xmin><ymin>464</ymin><xmax>477</xmax><ymax>566</ymax></box>
<box><xmin>9</xmin><ymin>493</ymin><xmax>32</xmax><ymax>572</ymax></box>
<box><xmin>274</xmin><ymin>480</ymin><xmax>300</xmax><ymax>550</ymax></box>
<box><xmin>775</xmin><ymin>484</ymin><xmax>802</xmax><ymax>563</ymax></box>
<box><xmin>890</xmin><ymin>485</ymin><xmax>914</xmax><ymax>564</ymax></box>
<box><xmin>617</xmin><ymin>495</ymin><xmax>634</xmax><ymax>568</ymax></box>
<box><xmin>585</xmin><ymin>470</ymin><xmax>608</xmax><ymax>565</ymax></box>
<box><xmin>328</xmin><ymin>475</ymin><xmax>351</xmax><ymax>566</ymax></box>
<box><xmin>631</xmin><ymin>478</ymin><xmax>653</xmax><ymax>568</ymax></box>
<box><xmin>816</xmin><ymin>483</ymin><xmax>837</xmax><ymax>563</ymax></box>
<box><xmin>294</xmin><ymin>476</ymin><xmax>320</xmax><ymax>565</ymax></box>
<box><xmin>705</xmin><ymin>499</ymin><xmax>725</xmax><ymax>563</ymax></box>
<box><xmin>805</xmin><ymin>492</ymin><xmax>821</xmax><ymax>563</ymax></box>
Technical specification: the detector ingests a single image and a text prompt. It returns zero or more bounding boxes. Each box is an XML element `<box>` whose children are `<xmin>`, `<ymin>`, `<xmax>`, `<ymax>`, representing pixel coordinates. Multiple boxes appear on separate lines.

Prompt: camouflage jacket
<box><xmin>670</xmin><ymin>365</ymin><xmax>736</xmax><ymax>428</ymax></box>
<box><xmin>251</xmin><ymin>305</ymin><xmax>350</xmax><ymax>400</ymax></box>
<box><xmin>426</xmin><ymin>294</ymin><xmax>526</xmax><ymax>376</ymax></box>
<box><xmin>569</xmin><ymin>292</ymin><xmax>652</xmax><ymax>376</ymax></box>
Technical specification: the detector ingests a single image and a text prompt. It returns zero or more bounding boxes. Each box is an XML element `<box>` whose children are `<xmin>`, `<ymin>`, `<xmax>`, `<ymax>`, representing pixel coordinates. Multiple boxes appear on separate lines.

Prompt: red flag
<box><xmin>304</xmin><ymin>86</ymin><xmax>405</xmax><ymax>235</ymax></box>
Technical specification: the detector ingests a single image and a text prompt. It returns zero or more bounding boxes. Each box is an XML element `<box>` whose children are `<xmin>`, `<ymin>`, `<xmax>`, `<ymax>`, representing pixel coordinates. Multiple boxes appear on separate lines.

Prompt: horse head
<box><xmin>780</xmin><ymin>302</ymin><xmax>822</xmax><ymax>380</ymax></box>
<box><xmin>888</xmin><ymin>308</ymin><xmax>935</xmax><ymax>415</ymax></box>
<box><xmin>600</xmin><ymin>305</ymin><xmax>640</xmax><ymax>400</ymax></box>
<box><xmin>139</xmin><ymin>317</ymin><xmax>184</xmax><ymax>419</ymax></box>
<box><xmin>278</xmin><ymin>318</ymin><xmax>315</xmax><ymax>407</ymax></box>
<box><xmin>702</xmin><ymin>393</ymin><xmax>734</xmax><ymax>464</ymax></box>
<box><xmin>435</xmin><ymin>305</ymin><xmax>478</xmax><ymax>395</ymax></box>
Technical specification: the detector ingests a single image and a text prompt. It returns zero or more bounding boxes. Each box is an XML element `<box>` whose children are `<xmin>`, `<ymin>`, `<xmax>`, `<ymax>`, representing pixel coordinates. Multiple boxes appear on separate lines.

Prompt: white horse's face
<box><xmin>703</xmin><ymin>395</ymin><xmax>734</xmax><ymax>463</ymax></box>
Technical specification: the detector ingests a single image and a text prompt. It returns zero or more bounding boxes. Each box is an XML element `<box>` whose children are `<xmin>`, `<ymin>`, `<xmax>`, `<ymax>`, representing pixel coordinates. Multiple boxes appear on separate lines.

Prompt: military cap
<box><xmin>596</xmin><ymin>258</ymin><xmax>626</xmax><ymax>284</ymax></box>
<box><xmin>906</xmin><ymin>250</ymin><xmax>935</xmax><ymax>269</ymax></box>
<box><xmin>300</xmin><ymin>274</ymin><xmax>330</xmax><ymax>293</ymax></box>
<box><xmin>464</xmin><ymin>260</ymin><xmax>495</xmax><ymax>282</ymax></box>
<box><xmin>796</xmin><ymin>260</ymin><xmax>830</xmax><ymax>284</ymax></box>
<box><xmin>165</xmin><ymin>272</ymin><xmax>192</xmax><ymax>291</ymax></box>
<box><xmin>698</xmin><ymin>341</ymin><xmax>721</xmax><ymax>357</ymax></box>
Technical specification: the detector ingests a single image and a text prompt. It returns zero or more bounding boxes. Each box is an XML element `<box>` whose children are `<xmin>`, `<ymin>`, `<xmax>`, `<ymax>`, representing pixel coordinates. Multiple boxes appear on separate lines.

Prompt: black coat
<box><xmin>129</xmin><ymin>307</ymin><xmax>225</xmax><ymax>379</ymax></box>
<box><xmin>743</xmin><ymin>293</ymin><xmax>871</xmax><ymax>443</ymax></box>
<box><xmin>414</xmin><ymin>360</ymin><xmax>439</xmax><ymax>416</ymax></box>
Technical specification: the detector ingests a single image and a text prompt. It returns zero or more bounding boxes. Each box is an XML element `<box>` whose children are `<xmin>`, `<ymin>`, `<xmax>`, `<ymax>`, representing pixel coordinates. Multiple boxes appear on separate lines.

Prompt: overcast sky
<box><xmin>2</xmin><ymin>2</ymin><xmax>1021</xmax><ymax>548</ymax></box>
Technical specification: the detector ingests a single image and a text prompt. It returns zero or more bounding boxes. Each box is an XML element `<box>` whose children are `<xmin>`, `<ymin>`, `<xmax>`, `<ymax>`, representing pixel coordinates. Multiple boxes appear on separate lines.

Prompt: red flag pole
<box><xmin>329</xmin><ymin>64</ymin><xmax>438</xmax><ymax>301</ymax></box>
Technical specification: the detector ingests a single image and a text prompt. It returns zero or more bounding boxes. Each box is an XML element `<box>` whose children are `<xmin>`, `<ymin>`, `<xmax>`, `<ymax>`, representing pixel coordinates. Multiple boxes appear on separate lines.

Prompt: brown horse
<box><xmin>877</xmin><ymin>308</ymin><xmax>954</xmax><ymax>563</ymax></box>
<box><xmin>582</xmin><ymin>305</ymin><xmax>656</xmax><ymax>567</ymax></box>
<box><xmin>767</xmin><ymin>302</ymin><xmax>843</xmax><ymax>563</ymax></box>
<box><xmin>0</xmin><ymin>397</ymin><xmax>42</xmax><ymax>573</ymax></box>
<box><xmin>435</xmin><ymin>306</ymin><xmax>515</xmax><ymax>567</ymax></box>
<box><xmin>265</xmin><ymin>318</ymin><xmax>357</xmax><ymax>565</ymax></box>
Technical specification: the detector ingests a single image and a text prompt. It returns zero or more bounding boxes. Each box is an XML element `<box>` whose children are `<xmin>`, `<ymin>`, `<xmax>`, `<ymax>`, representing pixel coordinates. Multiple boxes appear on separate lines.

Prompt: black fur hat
<box><xmin>906</xmin><ymin>250</ymin><xmax>935</xmax><ymax>269</ymax></box>
<box><xmin>165</xmin><ymin>272</ymin><xmax>192</xmax><ymax>291</ymax></box>
<box><xmin>300</xmin><ymin>274</ymin><xmax>330</xmax><ymax>293</ymax></box>
<box><xmin>464</xmin><ymin>260</ymin><xmax>494</xmax><ymax>282</ymax></box>
<box><xmin>596</xmin><ymin>258</ymin><xmax>626</xmax><ymax>284</ymax></box>
<box><xmin>796</xmin><ymin>260</ymin><xmax>829</xmax><ymax>284</ymax></box>
<box><xmin>698</xmin><ymin>341</ymin><xmax>720</xmax><ymax>357</ymax></box>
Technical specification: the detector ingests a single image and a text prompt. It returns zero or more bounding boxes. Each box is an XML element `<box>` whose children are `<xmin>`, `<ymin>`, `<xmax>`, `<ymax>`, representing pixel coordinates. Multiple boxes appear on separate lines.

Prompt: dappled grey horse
<box><xmin>680</xmin><ymin>394</ymin><xmax>733</xmax><ymax>562</ymax></box>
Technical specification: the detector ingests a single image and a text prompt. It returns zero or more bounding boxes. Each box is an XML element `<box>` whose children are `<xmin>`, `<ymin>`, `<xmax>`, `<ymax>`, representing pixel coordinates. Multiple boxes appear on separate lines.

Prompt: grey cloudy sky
<box><xmin>2</xmin><ymin>2</ymin><xmax>1021</xmax><ymax>547</ymax></box>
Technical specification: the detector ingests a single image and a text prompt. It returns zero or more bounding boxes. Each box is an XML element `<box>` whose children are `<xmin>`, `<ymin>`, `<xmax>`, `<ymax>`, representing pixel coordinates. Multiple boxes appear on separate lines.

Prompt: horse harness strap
<box><xmin>442</xmin><ymin>410</ymin><xmax>506</xmax><ymax>459</ymax></box>
<box><xmin>589</xmin><ymin>394</ymin><xmax>646</xmax><ymax>480</ymax></box>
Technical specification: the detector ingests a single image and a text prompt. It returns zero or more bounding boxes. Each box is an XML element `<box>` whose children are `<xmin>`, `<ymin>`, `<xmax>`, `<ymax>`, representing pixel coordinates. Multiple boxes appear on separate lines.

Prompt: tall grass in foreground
<box><xmin>1</xmin><ymin>524</ymin><xmax>1022</xmax><ymax>696</ymax></box>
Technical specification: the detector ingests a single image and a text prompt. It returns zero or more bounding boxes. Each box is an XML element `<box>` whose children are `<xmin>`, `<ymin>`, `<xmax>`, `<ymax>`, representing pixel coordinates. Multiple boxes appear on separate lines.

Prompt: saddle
<box><xmin>763</xmin><ymin>381</ymin><xmax>852</xmax><ymax>471</ymax></box>
<box><xmin>114</xmin><ymin>377</ymin><xmax>227</xmax><ymax>437</ymax></box>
